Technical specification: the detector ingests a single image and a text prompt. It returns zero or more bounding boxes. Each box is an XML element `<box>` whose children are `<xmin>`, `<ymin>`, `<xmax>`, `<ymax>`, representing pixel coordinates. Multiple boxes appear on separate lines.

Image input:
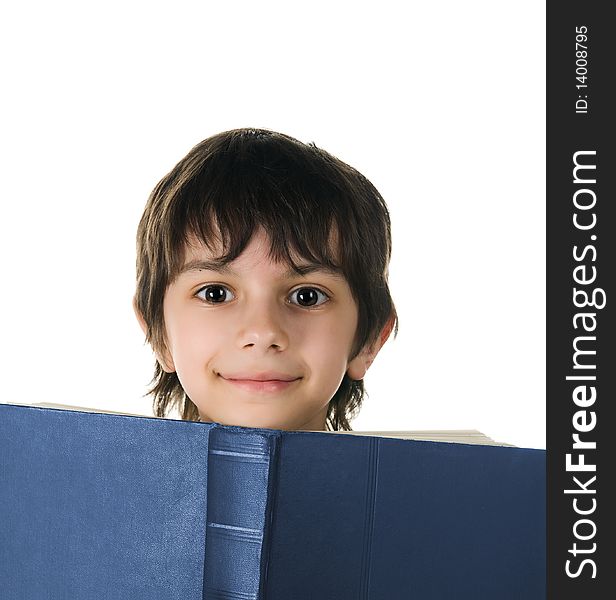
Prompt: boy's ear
<box><xmin>132</xmin><ymin>296</ymin><xmax>176</xmax><ymax>373</ymax></box>
<box><xmin>346</xmin><ymin>315</ymin><xmax>395</xmax><ymax>381</ymax></box>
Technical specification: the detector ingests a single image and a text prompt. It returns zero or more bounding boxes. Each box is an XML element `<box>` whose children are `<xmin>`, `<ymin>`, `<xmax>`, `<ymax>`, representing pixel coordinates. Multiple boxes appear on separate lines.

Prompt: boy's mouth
<box><xmin>218</xmin><ymin>371</ymin><xmax>302</xmax><ymax>393</ymax></box>
<box><xmin>221</xmin><ymin>371</ymin><xmax>300</xmax><ymax>382</ymax></box>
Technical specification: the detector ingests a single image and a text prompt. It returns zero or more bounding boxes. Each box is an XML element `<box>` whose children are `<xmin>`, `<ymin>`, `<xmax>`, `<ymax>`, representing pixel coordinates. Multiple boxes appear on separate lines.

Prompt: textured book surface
<box><xmin>0</xmin><ymin>403</ymin><xmax>545</xmax><ymax>599</ymax></box>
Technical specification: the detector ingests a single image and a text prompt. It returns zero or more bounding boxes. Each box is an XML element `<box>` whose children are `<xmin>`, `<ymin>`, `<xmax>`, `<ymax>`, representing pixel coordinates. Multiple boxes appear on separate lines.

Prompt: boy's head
<box><xmin>134</xmin><ymin>128</ymin><xmax>397</xmax><ymax>431</ymax></box>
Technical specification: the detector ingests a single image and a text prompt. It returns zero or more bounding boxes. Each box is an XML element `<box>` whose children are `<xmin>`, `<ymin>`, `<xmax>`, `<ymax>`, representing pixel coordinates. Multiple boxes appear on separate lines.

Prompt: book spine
<box><xmin>202</xmin><ymin>427</ymin><xmax>279</xmax><ymax>600</ymax></box>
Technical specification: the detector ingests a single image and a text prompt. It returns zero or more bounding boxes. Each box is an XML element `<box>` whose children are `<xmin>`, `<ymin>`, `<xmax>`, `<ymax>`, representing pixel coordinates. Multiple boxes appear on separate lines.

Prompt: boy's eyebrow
<box><xmin>179</xmin><ymin>259</ymin><xmax>345</xmax><ymax>279</ymax></box>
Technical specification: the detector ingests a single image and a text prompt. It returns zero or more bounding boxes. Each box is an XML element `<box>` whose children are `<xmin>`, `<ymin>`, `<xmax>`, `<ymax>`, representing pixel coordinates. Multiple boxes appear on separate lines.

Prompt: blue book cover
<box><xmin>0</xmin><ymin>403</ymin><xmax>545</xmax><ymax>599</ymax></box>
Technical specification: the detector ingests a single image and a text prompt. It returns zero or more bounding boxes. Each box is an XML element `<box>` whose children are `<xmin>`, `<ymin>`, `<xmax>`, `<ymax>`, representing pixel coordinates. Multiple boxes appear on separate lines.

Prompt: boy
<box><xmin>133</xmin><ymin>128</ymin><xmax>397</xmax><ymax>431</ymax></box>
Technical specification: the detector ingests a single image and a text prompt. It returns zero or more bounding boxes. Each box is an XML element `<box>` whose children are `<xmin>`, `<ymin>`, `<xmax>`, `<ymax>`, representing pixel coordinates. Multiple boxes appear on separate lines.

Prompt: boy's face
<box><xmin>149</xmin><ymin>228</ymin><xmax>378</xmax><ymax>431</ymax></box>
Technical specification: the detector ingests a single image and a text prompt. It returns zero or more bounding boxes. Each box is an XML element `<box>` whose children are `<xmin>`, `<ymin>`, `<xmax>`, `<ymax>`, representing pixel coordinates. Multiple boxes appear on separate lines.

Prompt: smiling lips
<box><xmin>219</xmin><ymin>372</ymin><xmax>301</xmax><ymax>393</ymax></box>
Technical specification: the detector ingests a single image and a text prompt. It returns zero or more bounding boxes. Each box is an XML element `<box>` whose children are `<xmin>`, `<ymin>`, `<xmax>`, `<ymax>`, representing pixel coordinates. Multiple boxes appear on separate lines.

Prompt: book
<box><xmin>16</xmin><ymin>401</ymin><xmax>510</xmax><ymax>444</ymax></box>
<box><xmin>0</xmin><ymin>402</ymin><xmax>545</xmax><ymax>599</ymax></box>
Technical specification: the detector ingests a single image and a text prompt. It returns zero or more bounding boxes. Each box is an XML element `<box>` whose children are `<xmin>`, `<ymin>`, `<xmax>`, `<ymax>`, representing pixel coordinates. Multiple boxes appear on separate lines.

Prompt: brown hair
<box><xmin>135</xmin><ymin>128</ymin><xmax>397</xmax><ymax>430</ymax></box>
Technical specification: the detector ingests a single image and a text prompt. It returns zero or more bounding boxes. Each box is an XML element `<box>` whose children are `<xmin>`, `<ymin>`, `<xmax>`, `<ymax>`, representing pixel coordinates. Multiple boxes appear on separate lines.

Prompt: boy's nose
<box><xmin>235</xmin><ymin>301</ymin><xmax>289</xmax><ymax>352</ymax></box>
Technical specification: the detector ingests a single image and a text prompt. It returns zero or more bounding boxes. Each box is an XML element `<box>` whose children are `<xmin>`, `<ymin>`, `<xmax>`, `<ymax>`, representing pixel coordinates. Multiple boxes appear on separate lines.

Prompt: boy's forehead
<box><xmin>179</xmin><ymin>228</ymin><xmax>344</xmax><ymax>276</ymax></box>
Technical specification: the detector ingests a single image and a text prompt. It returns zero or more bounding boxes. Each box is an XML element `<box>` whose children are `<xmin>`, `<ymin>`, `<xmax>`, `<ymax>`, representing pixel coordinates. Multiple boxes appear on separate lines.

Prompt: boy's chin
<box><xmin>197</xmin><ymin>408</ymin><xmax>326</xmax><ymax>432</ymax></box>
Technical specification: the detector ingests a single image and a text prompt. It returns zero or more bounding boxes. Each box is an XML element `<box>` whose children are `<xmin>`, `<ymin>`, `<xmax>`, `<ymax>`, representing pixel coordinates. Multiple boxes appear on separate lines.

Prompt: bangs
<box><xmin>163</xmin><ymin>132</ymin><xmax>364</xmax><ymax>280</ymax></box>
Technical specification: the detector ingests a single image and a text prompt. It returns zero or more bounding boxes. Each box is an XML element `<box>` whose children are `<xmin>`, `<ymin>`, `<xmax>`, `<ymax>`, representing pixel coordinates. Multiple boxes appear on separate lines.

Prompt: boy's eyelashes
<box><xmin>196</xmin><ymin>284</ymin><xmax>235</xmax><ymax>304</ymax></box>
<box><xmin>288</xmin><ymin>287</ymin><xmax>330</xmax><ymax>308</ymax></box>
<box><xmin>194</xmin><ymin>284</ymin><xmax>331</xmax><ymax>308</ymax></box>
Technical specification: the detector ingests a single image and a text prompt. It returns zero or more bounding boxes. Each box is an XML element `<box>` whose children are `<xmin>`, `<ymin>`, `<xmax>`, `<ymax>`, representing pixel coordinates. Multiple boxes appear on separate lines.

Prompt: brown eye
<box><xmin>289</xmin><ymin>287</ymin><xmax>329</xmax><ymax>307</ymax></box>
<box><xmin>196</xmin><ymin>285</ymin><xmax>234</xmax><ymax>304</ymax></box>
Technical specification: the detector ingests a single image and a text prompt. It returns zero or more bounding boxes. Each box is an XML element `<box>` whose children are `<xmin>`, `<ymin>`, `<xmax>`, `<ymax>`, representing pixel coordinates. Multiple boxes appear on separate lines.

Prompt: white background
<box><xmin>0</xmin><ymin>1</ymin><xmax>545</xmax><ymax>448</ymax></box>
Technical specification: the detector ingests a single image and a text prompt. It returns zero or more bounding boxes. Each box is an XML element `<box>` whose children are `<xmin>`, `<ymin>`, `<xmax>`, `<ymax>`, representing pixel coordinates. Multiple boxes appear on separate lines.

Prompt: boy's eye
<box><xmin>288</xmin><ymin>287</ymin><xmax>330</xmax><ymax>307</ymax></box>
<box><xmin>196</xmin><ymin>285</ymin><xmax>235</xmax><ymax>304</ymax></box>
